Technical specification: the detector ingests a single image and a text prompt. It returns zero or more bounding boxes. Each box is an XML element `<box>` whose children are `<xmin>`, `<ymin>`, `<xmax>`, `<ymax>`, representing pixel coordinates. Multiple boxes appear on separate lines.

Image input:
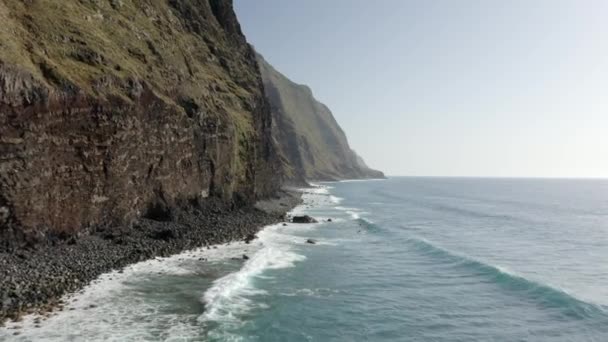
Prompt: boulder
<box><xmin>292</xmin><ymin>215</ymin><xmax>318</xmax><ymax>224</ymax></box>
<box><xmin>244</xmin><ymin>234</ymin><xmax>257</xmax><ymax>244</ymax></box>
<box><xmin>306</xmin><ymin>239</ymin><xmax>316</xmax><ymax>245</ymax></box>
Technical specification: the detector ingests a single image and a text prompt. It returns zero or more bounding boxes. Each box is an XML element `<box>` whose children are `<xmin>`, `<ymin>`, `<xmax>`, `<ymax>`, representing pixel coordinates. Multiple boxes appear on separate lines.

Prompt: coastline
<box><xmin>0</xmin><ymin>190</ymin><xmax>302</xmax><ymax>325</ymax></box>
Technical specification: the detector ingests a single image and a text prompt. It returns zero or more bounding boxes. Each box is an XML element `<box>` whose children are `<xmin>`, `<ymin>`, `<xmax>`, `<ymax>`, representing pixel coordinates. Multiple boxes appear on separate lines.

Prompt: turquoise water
<box><xmin>3</xmin><ymin>177</ymin><xmax>608</xmax><ymax>341</ymax></box>
<box><xmin>231</xmin><ymin>178</ymin><xmax>608</xmax><ymax>341</ymax></box>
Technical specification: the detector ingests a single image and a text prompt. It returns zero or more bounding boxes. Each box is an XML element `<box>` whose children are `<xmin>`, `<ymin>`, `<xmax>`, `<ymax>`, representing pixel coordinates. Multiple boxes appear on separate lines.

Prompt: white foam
<box><xmin>302</xmin><ymin>183</ymin><xmax>333</xmax><ymax>195</ymax></box>
<box><xmin>335</xmin><ymin>206</ymin><xmax>359</xmax><ymax>211</ymax></box>
<box><xmin>329</xmin><ymin>195</ymin><xmax>344</xmax><ymax>204</ymax></box>
<box><xmin>197</xmin><ymin>188</ymin><xmax>335</xmax><ymax>339</ymax></box>
<box><xmin>334</xmin><ymin>206</ymin><xmax>371</xmax><ymax>221</ymax></box>
<box><xmin>346</xmin><ymin>210</ymin><xmax>360</xmax><ymax>219</ymax></box>
<box><xmin>305</xmin><ymin>187</ymin><xmax>329</xmax><ymax>195</ymax></box>
<box><xmin>0</xmin><ymin>184</ymin><xmax>336</xmax><ymax>341</ymax></box>
<box><xmin>199</xmin><ymin>230</ymin><xmax>305</xmax><ymax>323</ymax></box>
<box><xmin>0</xmin><ymin>238</ymin><xmax>267</xmax><ymax>341</ymax></box>
<box><xmin>279</xmin><ymin>288</ymin><xmax>343</xmax><ymax>298</ymax></box>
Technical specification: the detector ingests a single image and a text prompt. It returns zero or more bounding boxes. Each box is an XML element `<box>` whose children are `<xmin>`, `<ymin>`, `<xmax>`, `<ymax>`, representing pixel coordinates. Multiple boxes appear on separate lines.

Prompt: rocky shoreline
<box><xmin>0</xmin><ymin>190</ymin><xmax>302</xmax><ymax>325</ymax></box>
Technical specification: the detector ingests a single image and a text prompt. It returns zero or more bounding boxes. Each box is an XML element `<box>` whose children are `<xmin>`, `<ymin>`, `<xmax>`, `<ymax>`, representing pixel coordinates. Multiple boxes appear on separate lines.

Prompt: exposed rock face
<box><xmin>0</xmin><ymin>0</ymin><xmax>279</xmax><ymax>250</ymax></box>
<box><xmin>256</xmin><ymin>53</ymin><xmax>384</xmax><ymax>183</ymax></box>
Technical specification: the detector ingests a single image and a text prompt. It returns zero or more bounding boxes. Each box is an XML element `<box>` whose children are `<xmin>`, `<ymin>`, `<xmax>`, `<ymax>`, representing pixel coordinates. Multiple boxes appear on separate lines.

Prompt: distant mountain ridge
<box><xmin>256</xmin><ymin>53</ymin><xmax>384</xmax><ymax>183</ymax></box>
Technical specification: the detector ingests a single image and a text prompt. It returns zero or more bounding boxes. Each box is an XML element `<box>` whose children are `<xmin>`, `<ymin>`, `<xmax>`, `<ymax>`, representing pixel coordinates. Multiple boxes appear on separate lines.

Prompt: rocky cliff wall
<box><xmin>0</xmin><ymin>0</ymin><xmax>279</xmax><ymax>250</ymax></box>
<box><xmin>257</xmin><ymin>53</ymin><xmax>384</xmax><ymax>182</ymax></box>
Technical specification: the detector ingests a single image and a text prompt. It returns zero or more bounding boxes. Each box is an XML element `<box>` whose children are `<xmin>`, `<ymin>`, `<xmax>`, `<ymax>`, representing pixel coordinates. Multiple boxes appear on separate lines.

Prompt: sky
<box><xmin>234</xmin><ymin>0</ymin><xmax>608</xmax><ymax>178</ymax></box>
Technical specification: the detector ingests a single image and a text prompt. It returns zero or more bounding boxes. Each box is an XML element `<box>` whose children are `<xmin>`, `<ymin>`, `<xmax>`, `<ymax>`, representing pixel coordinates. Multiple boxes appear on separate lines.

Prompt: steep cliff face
<box><xmin>0</xmin><ymin>0</ymin><xmax>279</xmax><ymax>250</ymax></box>
<box><xmin>257</xmin><ymin>54</ymin><xmax>384</xmax><ymax>183</ymax></box>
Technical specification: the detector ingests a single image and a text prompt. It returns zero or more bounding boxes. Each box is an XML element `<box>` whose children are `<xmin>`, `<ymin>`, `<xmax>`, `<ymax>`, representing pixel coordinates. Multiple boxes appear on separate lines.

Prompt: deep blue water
<box><xmin>3</xmin><ymin>177</ymin><xmax>608</xmax><ymax>341</ymax></box>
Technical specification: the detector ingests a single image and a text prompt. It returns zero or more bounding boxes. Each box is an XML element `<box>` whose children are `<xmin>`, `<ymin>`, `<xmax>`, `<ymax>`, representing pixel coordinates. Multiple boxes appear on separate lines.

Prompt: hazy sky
<box><xmin>234</xmin><ymin>0</ymin><xmax>608</xmax><ymax>178</ymax></box>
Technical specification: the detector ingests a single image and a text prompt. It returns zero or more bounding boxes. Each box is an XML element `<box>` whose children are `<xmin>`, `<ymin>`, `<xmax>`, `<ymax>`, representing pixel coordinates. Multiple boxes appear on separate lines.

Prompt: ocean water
<box><xmin>3</xmin><ymin>177</ymin><xmax>608</xmax><ymax>341</ymax></box>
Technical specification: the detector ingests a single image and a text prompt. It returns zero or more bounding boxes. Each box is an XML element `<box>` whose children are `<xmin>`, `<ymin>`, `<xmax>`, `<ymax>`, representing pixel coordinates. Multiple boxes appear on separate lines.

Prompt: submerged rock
<box><xmin>306</xmin><ymin>239</ymin><xmax>317</xmax><ymax>245</ymax></box>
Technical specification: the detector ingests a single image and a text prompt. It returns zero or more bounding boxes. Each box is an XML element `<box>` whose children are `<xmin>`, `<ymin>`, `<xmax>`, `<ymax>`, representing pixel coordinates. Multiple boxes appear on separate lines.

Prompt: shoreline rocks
<box><xmin>292</xmin><ymin>215</ymin><xmax>318</xmax><ymax>224</ymax></box>
<box><xmin>244</xmin><ymin>234</ymin><xmax>257</xmax><ymax>244</ymax></box>
<box><xmin>0</xmin><ymin>191</ymin><xmax>302</xmax><ymax>324</ymax></box>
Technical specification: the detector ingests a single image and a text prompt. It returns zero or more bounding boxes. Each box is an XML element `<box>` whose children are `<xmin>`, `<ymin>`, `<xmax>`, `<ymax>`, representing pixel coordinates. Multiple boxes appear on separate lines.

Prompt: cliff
<box><xmin>0</xmin><ymin>0</ymin><xmax>384</xmax><ymax>253</ymax></box>
<box><xmin>256</xmin><ymin>53</ymin><xmax>384</xmax><ymax>183</ymax></box>
<box><xmin>0</xmin><ymin>0</ymin><xmax>279</xmax><ymax>251</ymax></box>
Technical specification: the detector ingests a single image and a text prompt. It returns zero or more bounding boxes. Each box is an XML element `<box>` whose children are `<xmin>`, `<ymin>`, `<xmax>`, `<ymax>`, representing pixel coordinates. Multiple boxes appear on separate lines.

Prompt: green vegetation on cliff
<box><xmin>0</xmin><ymin>0</ymin><xmax>381</xmax><ymax>250</ymax></box>
<box><xmin>0</xmin><ymin>0</ymin><xmax>278</xmax><ymax>248</ymax></box>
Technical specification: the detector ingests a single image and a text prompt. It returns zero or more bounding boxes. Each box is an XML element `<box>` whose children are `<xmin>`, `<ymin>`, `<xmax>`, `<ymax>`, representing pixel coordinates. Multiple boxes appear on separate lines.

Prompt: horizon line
<box><xmin>384</xmin><ymin>175</ymin><xmax>608</xmax><ymax>180</ymax></box>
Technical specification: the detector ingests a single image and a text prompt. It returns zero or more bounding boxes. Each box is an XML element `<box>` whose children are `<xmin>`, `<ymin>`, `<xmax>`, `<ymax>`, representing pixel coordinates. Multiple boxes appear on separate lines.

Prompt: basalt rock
<box><xmin>0</xmin><ymin>0</ymin><xmax>280</xmax><ymax>251</ymax></box>
<box><xmin>292</xmin><ymin>215</ymin><xmax>318</xmax><ymax>224</ymax></box>
<box><xmin>244</xmin><ymin>233</ymin><xmax>257</xmax><ymax>244</ymax></box>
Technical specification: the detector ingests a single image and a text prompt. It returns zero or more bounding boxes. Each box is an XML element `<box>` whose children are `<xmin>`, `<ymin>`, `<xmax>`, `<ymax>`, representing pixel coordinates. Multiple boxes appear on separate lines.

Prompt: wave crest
<box><xmin>198</xmin><ymin>225</ymin><xmax>306</xmax><ymax>340</ymax></box>
<box><xmin>407</xmin><ymin>237</ymin><xmax>608</xmax><ymax>320</ymax></box>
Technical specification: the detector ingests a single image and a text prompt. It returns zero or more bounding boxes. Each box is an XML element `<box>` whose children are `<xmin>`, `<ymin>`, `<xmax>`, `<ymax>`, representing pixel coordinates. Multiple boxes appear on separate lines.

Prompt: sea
<box><xmin>2</xmin><ymin>177</ymin><xmax>608</xmax><ymax>341</ymax></box>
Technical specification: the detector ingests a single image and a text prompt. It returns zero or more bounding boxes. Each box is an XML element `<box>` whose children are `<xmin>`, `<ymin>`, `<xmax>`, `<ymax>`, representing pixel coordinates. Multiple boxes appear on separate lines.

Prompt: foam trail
<box><xmin>0</xmin><ymin>184</ymin><xmax>332</xmax><ymax>341</ymax></box>
<box><xmin>347</xmin><ymin>210</ymin><xmax>360</xmax><ymax>219</ymax></box>
<box><xmin>334</xmin><ymin>206</ymin><xmax>371</xmax><ymax>221</ymax></box>
<box><xmin>334</xmin><ymin>206</ymin><xmax>360</xmax><ymax>211</ymax></box>
<box><xmin>200</xmin><ymin>231</ymin><xmax>305</xmax><ymax>324</ymax></box>
<box><xmin>199</xmin><ymin>186</ymin><xmax>329</xmax><ymax>340</ymax></box>
<box><xmin>0</xmin><ymin>238</ymin><xmax>268</xmax><ymax>341</ymax></box>
<box><xmin>329</xmin><ymin>195</ymin><xmax>344</xmax><ymax>204</ymax></box>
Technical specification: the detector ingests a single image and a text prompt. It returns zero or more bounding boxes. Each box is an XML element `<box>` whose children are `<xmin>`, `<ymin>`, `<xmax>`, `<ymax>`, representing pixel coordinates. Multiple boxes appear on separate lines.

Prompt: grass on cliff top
<box><xmin>0</xmin><ymin>0</ymin><xmax>256</xmax><ymax>108</ymax></box>
<box><xmin>1</xmin><ymin>0</ymin><xmax>265</xmax><ymax>194</ymax></box>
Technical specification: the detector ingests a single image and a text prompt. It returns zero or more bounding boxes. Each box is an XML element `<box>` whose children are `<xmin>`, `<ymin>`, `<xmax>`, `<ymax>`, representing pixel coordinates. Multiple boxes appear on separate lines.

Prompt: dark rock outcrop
<box><xmin>0</xmin><ymin>0</ymin><xmax>279</xmax><ymax>251</ymax></box>
<box><xmin>256</xmin><ymin>53</ymin><xmax>384</xmax><ymax>183</ymax></box>
<box><xmin>244</xmin><ymin>233</ymin><xmax>257</xmax><ymax>244</ymax></box>
<box><xmin>292</xmin><ymin>215</ymin><xmax>318</xmax><ymax>224</ymax></box>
